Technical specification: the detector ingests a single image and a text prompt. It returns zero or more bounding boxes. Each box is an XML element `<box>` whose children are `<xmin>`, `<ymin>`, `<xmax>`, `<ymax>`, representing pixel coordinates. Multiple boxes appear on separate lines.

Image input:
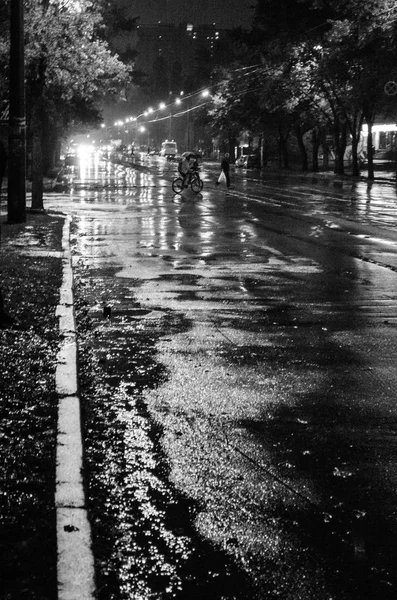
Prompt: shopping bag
<box><xmin>218</xmin><ymin>171</ymin><xmax>226</xmax><ymax>184</ymax></box>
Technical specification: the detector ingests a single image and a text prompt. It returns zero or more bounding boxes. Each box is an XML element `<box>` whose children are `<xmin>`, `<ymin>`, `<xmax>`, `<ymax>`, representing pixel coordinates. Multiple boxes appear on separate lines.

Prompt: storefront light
<box><xmin>362</xmin><ymin>124</ymin><xmax>397</xmax><ymax>133</ymax></box>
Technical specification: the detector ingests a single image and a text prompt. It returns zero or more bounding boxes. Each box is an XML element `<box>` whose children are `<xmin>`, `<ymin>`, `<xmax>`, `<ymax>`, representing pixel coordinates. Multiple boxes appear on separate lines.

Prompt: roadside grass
<box><xmin>0</xmin><ymin>212</ymin><xmax>64</xmax><ymax>600</ymax></box>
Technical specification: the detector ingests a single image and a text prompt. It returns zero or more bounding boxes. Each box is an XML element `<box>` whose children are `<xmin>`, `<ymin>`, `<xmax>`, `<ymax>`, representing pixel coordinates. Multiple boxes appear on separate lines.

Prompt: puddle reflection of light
<box><xmin>174</xmin><ymin>228</ymin><xmax>183</xmax><ymax>252</ymax></box>
<box><xmin>159</xmin><ymin>218</ymin><xmax>168</xmax><ymax>249</ymax></box>
<box><xmin>355</xmin><ymin>185</ymin><xmax>397</xmax><ymax>221</ymax></box>
<box><xmin>239</xmin><ymin>223</ymin><xmax>257</xmax><ymax>242</ymax></box>
<box><xmin>157</xmin><ymin>189</ymin><xmax>166</xmax><ymax>203</ymax></box>
<box><xmin>125</xmin><ymin>169</ymin><xmax>137</xmax><ymax>186</ymax></box>
<box><xmin>95</xmin><ymin>221</ymin><xmax>111</xmax><ymax>237</ymax></box>
<box><xmin>239</xmin><ymin>283</ymin><xmax>248</xmax><ymax>294</ymax></box>
<box><xmin>139</xmin><ymin>173</ymin><xmax>155</xmax><ymax>188</ymax></box>
<box><xmin>141</xmin><ymin>216</ymin><xmax>156</xmax><ymax>243</ymax></box>
<box><xmin>158</xmin><ymin>209</ymin><xmax>175</xmax><ymax>251</ymax></box>
<box><xmin>354</xmin><ymin>233</ymin><xmax>397</xmax><ymax>247</ymax></box>
<box><xmin>115</xmin><ymin>167</ymin><xmax>126</xmax><ymax>184</ymax></box>
<box><xmin>310</xmin><ymin>225</ymin><xmax>323</xmax><ymax>237</ymax></box>
<box><xmin>325</xmin><ymin>220</ymin><xmax>341</xmax><ymax>230</ymax></box>
<box><xmin>138</xmin><ymin>188</ymin><xmax>154</xmax><ymax>204</ymax></box>
<box><xmin>199</xmin><ymin>229</ymin><xmax>215</xmax><ymax>246</ymax></box>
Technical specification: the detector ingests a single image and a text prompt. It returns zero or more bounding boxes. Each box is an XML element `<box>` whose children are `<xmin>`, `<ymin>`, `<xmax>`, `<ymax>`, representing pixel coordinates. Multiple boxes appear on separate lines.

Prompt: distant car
<box><xmin>64</xmin><ymin>153</ymin><xmax>78</xmax><ymax>166</ymax></box>
<box><xmin>160</xmin><ymin>140</ymin><xmax>178</xmax><ymax>158</ymax></box>
<box><xmin>245</xmin><ymin>154</ymin><xmax>261</xmax><ymax>169</ymax></box>
<box><xmin>235</xmin><ymin>155</ymin><xmax>260</xmax><ymax>168</ymax></box>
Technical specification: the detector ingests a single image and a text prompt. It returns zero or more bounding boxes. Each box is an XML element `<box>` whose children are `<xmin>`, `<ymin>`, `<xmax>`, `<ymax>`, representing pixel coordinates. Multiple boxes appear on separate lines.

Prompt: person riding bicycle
<box><xmin>178</xmin><ymin>153</ymin><xmax>197</xmax><ymax>188</ymax></box>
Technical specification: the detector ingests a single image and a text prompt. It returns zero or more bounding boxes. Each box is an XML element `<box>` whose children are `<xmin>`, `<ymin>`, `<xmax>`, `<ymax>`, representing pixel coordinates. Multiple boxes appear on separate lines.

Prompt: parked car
<box><xmin>64</xmin><ymin>153</ymin><xmax>79</xmax><ymax>166</ymax></box>
<box><xmin>245</xmin><ymin>154</ymin><xmax>261</xmax><ymax>169</ymax></box>
<box><xmin>235</xmin><ymin>154</ymin><xmax>261</xmax><ymax>169</ymax></box>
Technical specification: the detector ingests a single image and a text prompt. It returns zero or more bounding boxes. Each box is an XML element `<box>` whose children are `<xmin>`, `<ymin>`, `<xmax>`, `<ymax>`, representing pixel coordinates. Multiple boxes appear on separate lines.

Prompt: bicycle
<box><xmin>172</xmin><ymin>169</ymin><xmax>203</xmax><ymax>194</ymax></box>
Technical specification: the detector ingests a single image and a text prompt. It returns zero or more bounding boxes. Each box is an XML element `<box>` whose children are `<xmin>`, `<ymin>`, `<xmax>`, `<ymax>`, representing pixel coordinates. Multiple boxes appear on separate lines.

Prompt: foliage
<box><xmin>24</xmin><ymin>0</ymin><xmax>130</xmax><ymax>125</ymax></box>
<box><xmin>208</xmin><ymin>0</ymin><xmax>397</xmax><ymax>175</ymax></box>
<box><xmin>0</xmin><ymin>213</ymin><xmax>64</xmax><ymax>599</ymax></box>
<box><xmin>0</xmin><ymin>0</ymin><xmax>133</xmax><ymax>212</ymax></box>
<box><xmin>1</xmin><ymin>0</ymin><xmax>130</xmax><ymax>111</ymax></box>
<box><xmin>99</xmin><ymin>0</ymin><xmax>139</xmax><ymax>65</ymax></box>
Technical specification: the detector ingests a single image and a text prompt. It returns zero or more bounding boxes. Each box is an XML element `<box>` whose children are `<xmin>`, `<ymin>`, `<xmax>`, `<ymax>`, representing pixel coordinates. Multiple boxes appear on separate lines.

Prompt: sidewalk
<box><xmin>0</xmin><ymin>211</ymin><xmax>63</xmax><ymax>599</ymax></box>
<box><xmin>0</xmin><ymin>209</ymin><xmax>95</xmax><ymax>600</ymax></box>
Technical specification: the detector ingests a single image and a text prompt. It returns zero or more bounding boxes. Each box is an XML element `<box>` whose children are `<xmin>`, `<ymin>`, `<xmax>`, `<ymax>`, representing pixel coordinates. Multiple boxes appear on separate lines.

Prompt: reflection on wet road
<box><xmin>48</xmin><ymin>157</ymin><xmax>397</xmax><ymax>599</ymax></box>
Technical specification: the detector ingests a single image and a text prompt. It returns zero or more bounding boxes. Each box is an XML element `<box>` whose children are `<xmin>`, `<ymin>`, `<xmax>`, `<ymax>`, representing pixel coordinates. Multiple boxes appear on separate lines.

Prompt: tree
<box><xmin>99</xmin><ymin>0</ymin><xmax>139</xmax><ymax>65</ymax></box>
<box><xmin>209</xmin><ymin>67</ymin><xmax>255</xmax><ymax>159</ymax></box>
<box><xmin>207</xmin><ymin>1</ymin><xmax>334</xmax><ymax>169</ymax></box>
<box><xmin>212</xmin><ymin>0</ymin><xmax>397</xmax><ymax>178</ymax></box>
<box><xmin>302</xmin><ymin>1</ymin><xmax>397</xmax><ymax>176</ymax></box>
<box><xmin>0</xmin><ymin>0</ymin><xmax>131</xmax><ymax>214</ymax></box>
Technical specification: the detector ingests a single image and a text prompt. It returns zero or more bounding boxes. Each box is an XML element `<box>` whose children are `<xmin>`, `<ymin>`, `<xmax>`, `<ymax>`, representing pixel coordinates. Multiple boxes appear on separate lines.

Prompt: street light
<box><xmin>138</xmin><ymin>125</ymin><xmax>150</xmax><ymax>150</ymax></box>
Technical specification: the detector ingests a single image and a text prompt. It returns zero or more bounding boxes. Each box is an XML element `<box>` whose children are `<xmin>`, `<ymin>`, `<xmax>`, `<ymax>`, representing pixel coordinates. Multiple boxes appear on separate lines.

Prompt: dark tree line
<box><xmin>0</xmin><ymin>0</ymin><xmax>131</xmax><ymax>219</ymax></box>
<box><xmin>207</xmin><ymin>0</ymin><xmax>397</xmax><ymax>178</ymax></box>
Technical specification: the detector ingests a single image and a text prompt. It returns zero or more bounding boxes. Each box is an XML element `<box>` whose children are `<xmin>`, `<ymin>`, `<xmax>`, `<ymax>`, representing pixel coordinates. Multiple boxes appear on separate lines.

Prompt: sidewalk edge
<box><xmin>55</xmin><ymin>215</ymin><xmax>96</xmax><ymax>600</ymax></box>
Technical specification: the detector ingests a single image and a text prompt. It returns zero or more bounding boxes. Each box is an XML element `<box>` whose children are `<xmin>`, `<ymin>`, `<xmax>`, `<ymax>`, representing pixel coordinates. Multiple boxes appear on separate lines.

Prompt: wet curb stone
<box><xmin>55</xmin><ymin>215</ymin><xmax>96</xmax><ymax>600</ymax></box>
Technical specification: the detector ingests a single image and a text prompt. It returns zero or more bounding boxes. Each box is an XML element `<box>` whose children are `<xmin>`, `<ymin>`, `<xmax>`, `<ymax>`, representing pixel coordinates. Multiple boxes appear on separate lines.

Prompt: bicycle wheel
<box><xmin>191</xmin><ymin>175</ymin><xmax>203</xmax><ymax>193</ymax></box>
<box><xmin>172</xmin><ymin>177</ymin><xmax>184</xmax><ymax>194</ymax></box>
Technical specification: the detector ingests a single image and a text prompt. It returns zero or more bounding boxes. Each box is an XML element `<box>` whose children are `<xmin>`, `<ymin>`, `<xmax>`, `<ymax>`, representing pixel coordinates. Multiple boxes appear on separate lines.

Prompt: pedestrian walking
<box><xmin>216</xmin><ymin>152</ymin><xmax>231</xmax><ymax>188</ymax></box>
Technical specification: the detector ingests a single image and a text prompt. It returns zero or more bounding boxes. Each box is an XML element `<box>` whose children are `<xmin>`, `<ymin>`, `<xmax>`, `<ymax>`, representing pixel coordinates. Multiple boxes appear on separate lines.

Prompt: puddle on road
<box><xmin>74</xmin><ymin>270</ymin><xmax>254</xmax><ymax>600</ymax></box>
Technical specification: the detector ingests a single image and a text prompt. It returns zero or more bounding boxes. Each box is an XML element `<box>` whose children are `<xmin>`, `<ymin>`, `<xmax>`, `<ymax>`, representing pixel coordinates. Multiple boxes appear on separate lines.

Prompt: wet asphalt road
<box><xmin>47</xmin><ymin>154</ymin><xmax>397</xmax><ymax>599</ymax></box>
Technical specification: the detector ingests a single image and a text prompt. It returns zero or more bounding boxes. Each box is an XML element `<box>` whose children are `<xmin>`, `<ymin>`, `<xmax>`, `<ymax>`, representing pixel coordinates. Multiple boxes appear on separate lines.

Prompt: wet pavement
<box><xmin>46</xmin><ymin>154</ymin><xmax>397</xmax><ymax>599</ymax></box>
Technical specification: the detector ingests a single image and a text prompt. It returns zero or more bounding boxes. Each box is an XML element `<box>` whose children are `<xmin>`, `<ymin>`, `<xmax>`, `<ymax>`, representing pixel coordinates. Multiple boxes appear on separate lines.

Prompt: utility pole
<box><xmin>7</xmin><ymin>0</ymin><xmax>26</xmax><ymax>224</ymax></box>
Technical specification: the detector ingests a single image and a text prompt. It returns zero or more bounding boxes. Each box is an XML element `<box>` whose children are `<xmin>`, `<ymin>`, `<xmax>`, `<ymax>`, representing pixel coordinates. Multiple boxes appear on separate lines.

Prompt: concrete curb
<box><xmin>55</xmin><ymin>215</ymin><xmax>96</xmax><ymax>600</ymax></box>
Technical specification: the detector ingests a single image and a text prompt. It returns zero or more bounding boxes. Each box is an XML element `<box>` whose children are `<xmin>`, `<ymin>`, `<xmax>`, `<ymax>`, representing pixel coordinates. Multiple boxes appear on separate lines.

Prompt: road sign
<box><xmin>384</xmin><ymin>81</ymin><xmax>397</xmax><ymax>96</ymax></box>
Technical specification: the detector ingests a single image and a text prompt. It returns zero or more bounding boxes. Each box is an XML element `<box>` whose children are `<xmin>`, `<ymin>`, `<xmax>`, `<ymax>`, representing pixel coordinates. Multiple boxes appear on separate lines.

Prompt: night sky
<box><xmin>131</xmin><ymin>0</ymin><xmax>255</xmax><ymax>29</ymax></box>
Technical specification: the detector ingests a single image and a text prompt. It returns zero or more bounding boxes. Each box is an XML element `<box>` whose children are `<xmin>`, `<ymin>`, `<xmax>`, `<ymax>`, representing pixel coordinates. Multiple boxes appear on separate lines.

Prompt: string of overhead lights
<box><xmin>111</xmin><ymin>89</ymin><xmax>212</xmax><ymax>131</ymax></box>
<box><xmin>107</xmin><ymin>61</ymin><xmax>287</xmax><ymax>133</ymax></box>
